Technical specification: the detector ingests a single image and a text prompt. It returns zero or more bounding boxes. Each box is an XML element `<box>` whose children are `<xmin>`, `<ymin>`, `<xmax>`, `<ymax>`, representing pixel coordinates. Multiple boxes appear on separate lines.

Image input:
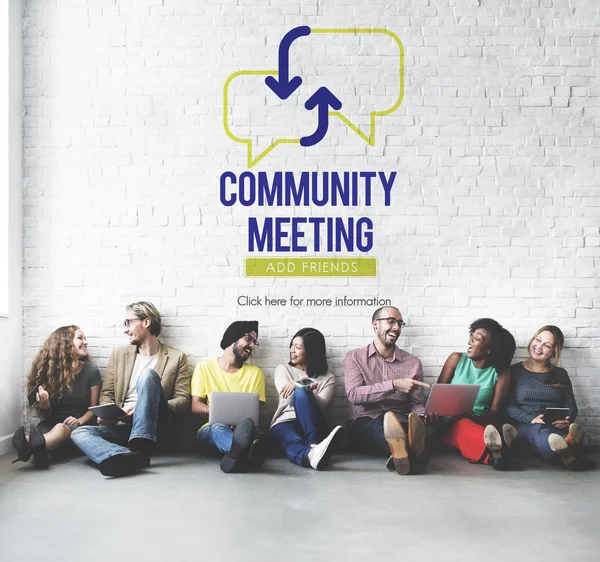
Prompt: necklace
<box><xmin>525</xmin><ymin>359</ymin><xmax>549</xmax><ymax>373</ymax></box>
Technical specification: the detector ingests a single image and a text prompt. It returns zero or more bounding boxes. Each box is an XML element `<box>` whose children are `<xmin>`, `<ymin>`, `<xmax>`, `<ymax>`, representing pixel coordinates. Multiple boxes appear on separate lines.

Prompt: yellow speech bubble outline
<box><xmin>223</xmin><ymin>69</ymin><xmax>301</xmax><ymax>168</ymax></box>
<box><xmin>223</xmin><ymin>28</ymin><xmax>404</xmax><ymax>167</ymax></box>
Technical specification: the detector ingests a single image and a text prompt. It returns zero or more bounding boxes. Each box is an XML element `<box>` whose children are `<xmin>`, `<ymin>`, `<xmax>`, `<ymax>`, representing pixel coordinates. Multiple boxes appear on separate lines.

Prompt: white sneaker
<box><xmin>308</xmin><ymin>426</ymin><xmax>344</xmax><ymax>470</ymax></box>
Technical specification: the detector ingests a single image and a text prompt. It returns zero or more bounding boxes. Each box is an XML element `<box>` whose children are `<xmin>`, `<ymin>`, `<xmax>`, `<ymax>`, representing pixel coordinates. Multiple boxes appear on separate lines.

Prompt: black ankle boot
<box><xmin>12</xmin><ymin>426</ymin><xmax>32</xmax><ymax>464</ymax></box>
<box><xmin>29</xmin><ymin>424</ymin><xmax>49</xmax><ymax>469</ymax></box>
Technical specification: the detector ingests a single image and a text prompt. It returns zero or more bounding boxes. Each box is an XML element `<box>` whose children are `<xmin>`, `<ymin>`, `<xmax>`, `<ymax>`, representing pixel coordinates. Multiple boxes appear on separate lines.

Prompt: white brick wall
<box><xmin>22</xmin><ymin>0</ymin><xmax>600</xmax><ymax>442</ymax></box>
<box><xmin>0</xmin><ymin>0</ymin><xmax>23</xmax><ymax>456</ymax></box>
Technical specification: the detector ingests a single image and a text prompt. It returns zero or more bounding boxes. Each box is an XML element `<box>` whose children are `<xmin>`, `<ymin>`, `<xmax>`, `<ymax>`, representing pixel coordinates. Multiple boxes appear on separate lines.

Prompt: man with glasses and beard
<box><xmin>191</xmin><ymin>320</ymin><xmax>266</xmax><ymax>473</ymax></box>
<box><xmin>344</xmin><ymin>306</ymin><xmax>431</xmax><ymax>475</ymax></box>
<box><xmin>71</xmin><ymin>301</ymin><xmax>191</xmax><ymax>477</ymax></box>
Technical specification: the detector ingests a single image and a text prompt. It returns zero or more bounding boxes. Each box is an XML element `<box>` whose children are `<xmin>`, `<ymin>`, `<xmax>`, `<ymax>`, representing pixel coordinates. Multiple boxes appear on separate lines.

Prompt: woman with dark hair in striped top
<box><xmin>506</xmin><ymin>325</ymin><xmax>594</xmax><ymax>471</ymax></box>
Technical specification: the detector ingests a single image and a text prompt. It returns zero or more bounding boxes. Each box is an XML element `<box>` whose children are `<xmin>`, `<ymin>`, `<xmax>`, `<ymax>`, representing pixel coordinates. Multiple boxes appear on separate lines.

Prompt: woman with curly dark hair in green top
<box><xmin>436</xmin><ymin>318</ymin><xmax>517</xmax><ymax>470</ymax></box>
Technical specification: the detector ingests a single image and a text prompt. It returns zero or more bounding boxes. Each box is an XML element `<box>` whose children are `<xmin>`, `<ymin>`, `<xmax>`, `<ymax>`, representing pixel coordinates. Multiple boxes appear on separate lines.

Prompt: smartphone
<box><xmin>293</xmin><ymin>378</ymin><xmax>317</xmax><ymax>388</ymax></box>
<box><xmin>544</xmin><ymin>407</ymin><xmax>570</xmax><ymax>425</ymax></box>
<box><xmin>27</xmin><ymin>383</ymin><xmax>42</xmax><ymax>406</ymax></box>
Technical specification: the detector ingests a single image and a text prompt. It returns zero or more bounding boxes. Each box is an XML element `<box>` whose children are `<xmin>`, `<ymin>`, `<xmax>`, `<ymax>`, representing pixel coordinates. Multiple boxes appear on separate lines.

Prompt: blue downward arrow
<box><xmin>300</xmin><ymin>87</ymin><xmax>343</xmax><ymax>147</ymax></box>
<box><xmin>265</xmin><ymin>26</ymin><xmax>311</xmax><ymax>100</ymax></box>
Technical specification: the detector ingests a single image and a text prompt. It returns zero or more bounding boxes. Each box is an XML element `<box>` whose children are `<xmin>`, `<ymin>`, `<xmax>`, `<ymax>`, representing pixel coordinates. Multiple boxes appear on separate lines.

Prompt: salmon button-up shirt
<box><xmin>344</xmin><ymin>342</ymin><xmax>425</xmax><ymax>422</ymax></box>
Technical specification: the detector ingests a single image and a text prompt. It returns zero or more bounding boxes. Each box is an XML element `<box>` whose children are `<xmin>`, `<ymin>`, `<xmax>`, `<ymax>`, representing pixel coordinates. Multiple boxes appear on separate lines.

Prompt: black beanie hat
<box><xmin>220</xmin><ymin>320</ymin><xmax>259</xmax><ymax>350</ymax></box>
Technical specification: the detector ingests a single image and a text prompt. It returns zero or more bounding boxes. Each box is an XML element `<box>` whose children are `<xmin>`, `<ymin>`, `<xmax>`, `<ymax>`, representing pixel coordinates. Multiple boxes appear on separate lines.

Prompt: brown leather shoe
<box><xmin>565</xmin><ymin>423</ymin><xmax>584</xmax><ymax>449</ymax></box>
<box><xmin>407</xmin><ymin>412</ymin><xmax>429</xmax><ymax>468</ymax></box>
<box><xmin>548</xmin><ymin>433</ymin><xmax>569</xmax><ymax>454</ymax></box>
<box><xmin>383</xmin><ymin>412</ymin><xmax>410</xmax><ymax>475</ymax></box>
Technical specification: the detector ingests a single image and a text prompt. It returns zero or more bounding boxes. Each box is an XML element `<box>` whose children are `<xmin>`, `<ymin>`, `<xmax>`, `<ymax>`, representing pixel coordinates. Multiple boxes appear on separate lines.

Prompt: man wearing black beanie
<box><xmin>191</xmin><ymin>320</ymin><xmax>266</xmax><ymax>473</ymax></box>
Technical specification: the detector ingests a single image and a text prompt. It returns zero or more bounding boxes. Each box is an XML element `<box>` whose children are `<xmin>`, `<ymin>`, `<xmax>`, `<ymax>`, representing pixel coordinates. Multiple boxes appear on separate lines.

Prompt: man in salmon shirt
<box><xmin>344</xmin><ymin>306</ymin><xmax>430</xmax><ymax>475</ymax></box>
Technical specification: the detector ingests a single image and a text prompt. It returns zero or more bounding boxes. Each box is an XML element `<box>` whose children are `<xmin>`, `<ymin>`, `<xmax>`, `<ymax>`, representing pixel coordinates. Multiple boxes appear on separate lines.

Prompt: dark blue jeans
<box><xmin>348</xmin><ymin>414</ymin><xmax>392</xmax><ymax>457</ymax></box>
<box><xmin>514</xmin><ymin>422</ymin><xmax>568</xmax><ymax>461</ymax></box>
<box><xmin>71</xmin><ymin>369</ymin><xmax>173</xmax><ymax>465</ymax></box>
<box><xmin>269</xmin><ymin>388</ymin><xmax>327</xmax><ymax>467</ymax></box>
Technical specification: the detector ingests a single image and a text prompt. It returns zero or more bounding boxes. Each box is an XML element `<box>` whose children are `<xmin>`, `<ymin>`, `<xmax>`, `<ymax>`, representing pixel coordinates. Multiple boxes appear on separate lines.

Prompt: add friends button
<box><xmin>245</xmin><ymin>257</ymin><xmax>377</xmax><ymax>277</ymax></box>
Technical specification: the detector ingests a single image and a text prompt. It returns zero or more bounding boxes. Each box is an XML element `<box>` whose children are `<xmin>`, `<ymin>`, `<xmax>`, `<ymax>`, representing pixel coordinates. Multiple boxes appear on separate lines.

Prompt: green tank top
<box><xmin>451</xmin><ymin>352</ymin><xmax>498</xmax><ymax>415</ymax></box>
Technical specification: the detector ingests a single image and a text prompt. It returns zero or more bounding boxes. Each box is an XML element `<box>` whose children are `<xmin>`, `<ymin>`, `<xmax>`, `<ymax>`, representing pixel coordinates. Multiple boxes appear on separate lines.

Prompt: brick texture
<box><xmin>22</xmin><ymin>0</ymin><xmax>600</xmax><ymax>442</ymax></box>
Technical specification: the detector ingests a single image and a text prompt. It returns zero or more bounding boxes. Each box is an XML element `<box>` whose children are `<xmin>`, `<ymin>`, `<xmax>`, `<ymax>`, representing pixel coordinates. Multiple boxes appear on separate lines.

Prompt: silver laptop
<box><xmin>423</xmin><ymin>384</ymin><xmax>481</xmax><ymax>417</ymax></box>
<box><xmin>208</xmin><ymin>391</ymin><xmax>260</xmax><ymax>426</ymax></box>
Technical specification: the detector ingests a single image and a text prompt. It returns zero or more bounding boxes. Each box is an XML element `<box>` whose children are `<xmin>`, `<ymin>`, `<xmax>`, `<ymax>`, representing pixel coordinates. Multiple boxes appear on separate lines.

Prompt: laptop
<box><xmin>423</xmin><ymin>384</ymin><xmax>481</xmax><ymax>417</ymax></box>
<box><xmin>208</xmin><ymin>391</ymin><xmax>260</xmax><ymax>426</ymax></box>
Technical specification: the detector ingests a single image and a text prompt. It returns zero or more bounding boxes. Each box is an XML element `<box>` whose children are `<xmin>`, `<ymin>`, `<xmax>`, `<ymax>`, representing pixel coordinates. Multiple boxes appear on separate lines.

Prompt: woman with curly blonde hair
<box><xmin>12</xmin><ymin>325</ymin><xmax>101</xmax><ymax>468</ymax></box>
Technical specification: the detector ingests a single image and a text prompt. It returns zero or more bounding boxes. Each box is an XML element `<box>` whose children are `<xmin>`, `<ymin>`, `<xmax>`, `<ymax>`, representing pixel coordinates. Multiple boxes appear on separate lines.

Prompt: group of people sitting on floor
<box><xmin>12</xmin><ymin>301</ymin><xmax>595</xmax><ymax>477</ymax></box>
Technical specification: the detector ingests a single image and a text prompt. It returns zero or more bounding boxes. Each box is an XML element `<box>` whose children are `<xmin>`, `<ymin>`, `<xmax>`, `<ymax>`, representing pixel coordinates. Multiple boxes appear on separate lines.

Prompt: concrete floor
<box><xmin>1</xmin><ymin>450</ymin><xmax>599</xmax><ymax>562</ymax></box>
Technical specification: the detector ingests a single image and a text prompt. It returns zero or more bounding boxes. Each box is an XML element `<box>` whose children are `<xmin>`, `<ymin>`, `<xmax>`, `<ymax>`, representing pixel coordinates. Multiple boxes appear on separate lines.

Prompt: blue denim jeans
<box><xmin>348</xmin><ymin>414</ymin><xmax>391</xmax><ymax>457</ymax></box>
<box><xmin>514</xmin><ymin>422</ymin><xmax>568</xmax><ymax>461</ymax></box>
<box><xmin>196</xmin><ymin>423</ymin><xmax>234</xmax><ymax>455</ymax></box>
<box><xmin>268</xmin><ymin>388</ymin><xmax>327</xmax><ymax>467</ymax></box>
<box><xmin>71</xmin><ymin>369</ymin><xmax>171</xmax><ymax>465</ymax></box>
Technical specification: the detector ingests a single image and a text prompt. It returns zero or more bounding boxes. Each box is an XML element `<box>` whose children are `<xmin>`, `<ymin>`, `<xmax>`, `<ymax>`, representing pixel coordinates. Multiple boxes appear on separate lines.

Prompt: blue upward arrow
<box><xmin>265</xmin><ymin>26</ymin><xmax>311</xmax><ymax>100</ymax></box>
<box><xmin>300</xmin><ymin>87</ymin><xmax>342</xmax><ymax>147</ymax></box>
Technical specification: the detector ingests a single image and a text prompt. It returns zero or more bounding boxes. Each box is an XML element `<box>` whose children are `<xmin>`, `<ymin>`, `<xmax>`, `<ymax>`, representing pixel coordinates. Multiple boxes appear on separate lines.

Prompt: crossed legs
<box><xmin>71</xmin><ymin>369</ymin><xmax>171</xmax><ymax>476</ymax></box>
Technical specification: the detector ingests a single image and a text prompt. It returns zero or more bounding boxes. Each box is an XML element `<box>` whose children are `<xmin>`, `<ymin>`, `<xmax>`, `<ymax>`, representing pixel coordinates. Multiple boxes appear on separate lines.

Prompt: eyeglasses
<box><xmin>244</xmin><ymin>333</ymin><xmax>259</xmax><ymax>347</ymax></box>
<box><xmin>123</xmin><ymin>318</ymin><xmax>142</xmax><ymax>328</ymax></box>
<box><xmin>374</xmin><ymin>317</ymin><xmax>406</xmax><ymax>328</ymax></box>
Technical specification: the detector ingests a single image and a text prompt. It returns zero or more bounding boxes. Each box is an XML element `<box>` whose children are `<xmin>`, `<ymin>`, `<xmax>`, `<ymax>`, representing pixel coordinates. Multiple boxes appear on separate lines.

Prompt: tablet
<box><xmin>544</xmin><ymin>408</ymin><xmax>570</xmax><ymax>424</ymax></box>
<box><xmin>424</xmin><ymin>383</ymin><xmax>481</xmax><ymax>417</ymax></box>
<box><xmin>89</xmin><ymin>404</ymin><xmax>127</xmax><ymax>420</ymax></box>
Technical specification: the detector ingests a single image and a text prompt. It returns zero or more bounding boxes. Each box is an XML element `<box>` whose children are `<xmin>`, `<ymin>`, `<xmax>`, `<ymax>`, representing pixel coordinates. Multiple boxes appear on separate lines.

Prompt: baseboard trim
<box><xmin>0</xmin><ymin>433</ymin><xmax>14</xmax><ymax>457</ymax></box>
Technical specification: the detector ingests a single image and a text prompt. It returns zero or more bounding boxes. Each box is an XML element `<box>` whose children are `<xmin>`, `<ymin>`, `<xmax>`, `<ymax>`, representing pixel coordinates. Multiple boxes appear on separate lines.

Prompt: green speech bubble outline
<box><xmin>223</xmin><ymin>28</ymin><xmax>404</xmax><ymax>168</ymax></box>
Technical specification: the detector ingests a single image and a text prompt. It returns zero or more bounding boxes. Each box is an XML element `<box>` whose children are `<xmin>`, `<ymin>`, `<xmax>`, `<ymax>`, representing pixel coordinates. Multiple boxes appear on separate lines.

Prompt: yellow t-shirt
<box><xmin>191</xmin><ymin>358</ymin><xmax>266</xmax><ymax>404</ymax></box>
